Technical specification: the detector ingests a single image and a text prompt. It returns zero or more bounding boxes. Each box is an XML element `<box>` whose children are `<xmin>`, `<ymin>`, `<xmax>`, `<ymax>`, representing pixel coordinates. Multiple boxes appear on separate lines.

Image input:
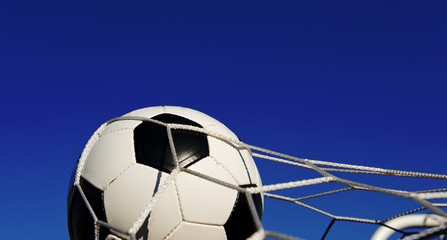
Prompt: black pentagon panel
<box><xmin>153</xmin><ymin>114</ymin><xmax>209</xmax><ymax>167</ymax></box>
<box><xmin>79</xmin><ymin>177</ymin><xmax>108</xmax><ymax>222</ymax></box>
<box><xmin>134</xmin><ymin>121</ymin><xmax>175</xmax><ymax>172</ymax></box>
<box><xmin>224</xmin><ymin>184</ymin><xmax>263</xmax><ymax>240</ymax></box>
<box><xmin>152</xmin><ymin>113</ymin><xmax>202</xmax><ymax>128</ymax></box>
<box><xmin>171</xmin><ymin>128</ymin><xmax>209</xmax><ymax>167</ymax></box>
<box><xmin>133</xmin><ymin>113</ymin><xmax>209</xmax><ymax>173</ymax></box>
<box><xmin>67</xmin><ymin>186</ymin><xmax>110</xmax><ymax>240</ymax></box>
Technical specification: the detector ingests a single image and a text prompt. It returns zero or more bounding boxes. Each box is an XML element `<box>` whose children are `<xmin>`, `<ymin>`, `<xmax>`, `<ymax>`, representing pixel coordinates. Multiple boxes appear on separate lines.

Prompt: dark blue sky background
<box><xmin>0</xmin><ymin>1</ymin><xmax>446</xmax><ymax>239</ymax></box>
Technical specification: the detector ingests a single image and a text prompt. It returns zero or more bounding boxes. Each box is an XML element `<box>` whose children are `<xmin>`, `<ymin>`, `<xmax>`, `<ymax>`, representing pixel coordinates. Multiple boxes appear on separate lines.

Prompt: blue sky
<box><xmin>0</xmin><ymin>1</ymin><xmax>446</xmax><ymax>239</ymax></box>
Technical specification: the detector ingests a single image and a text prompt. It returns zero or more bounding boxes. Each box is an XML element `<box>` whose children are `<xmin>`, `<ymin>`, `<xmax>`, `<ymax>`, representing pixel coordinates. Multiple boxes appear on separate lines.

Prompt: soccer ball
<box><xmin>67</xmin><ymin>106</ymin><xmax>263</xmax><ymax>240</ymax></box>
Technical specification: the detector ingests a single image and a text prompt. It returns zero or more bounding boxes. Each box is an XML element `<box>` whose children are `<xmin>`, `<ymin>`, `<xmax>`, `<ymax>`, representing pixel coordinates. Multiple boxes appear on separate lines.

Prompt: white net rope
<box><xmin>73</xmin><ymin>116</ymin><xmax>447</xmax><ymax>240</ymax></box>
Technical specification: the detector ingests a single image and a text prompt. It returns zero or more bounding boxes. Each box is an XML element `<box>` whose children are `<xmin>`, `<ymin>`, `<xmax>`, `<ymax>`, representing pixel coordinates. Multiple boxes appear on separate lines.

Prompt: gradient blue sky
<box><xmin>0</xmin><ymin>1</ymin><xmax>446</xmax><ymax>239</ymax></box>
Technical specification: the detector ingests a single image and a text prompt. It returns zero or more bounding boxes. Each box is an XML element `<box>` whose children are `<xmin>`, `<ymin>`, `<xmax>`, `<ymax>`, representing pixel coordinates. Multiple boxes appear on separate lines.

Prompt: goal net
<box><xmin>72</xmin><ymin>116</ymin><xmax>447</xmax><ymax>240</ymax></box>
<box><xmin>165</xmin><ymin>120</ymin><xmax>447</xmax><ymax>240</ymax></box>
<box><xmin>244</xmin><ymin>143</ymin><xmax>447</xmax><ymax>240</ymax></box>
